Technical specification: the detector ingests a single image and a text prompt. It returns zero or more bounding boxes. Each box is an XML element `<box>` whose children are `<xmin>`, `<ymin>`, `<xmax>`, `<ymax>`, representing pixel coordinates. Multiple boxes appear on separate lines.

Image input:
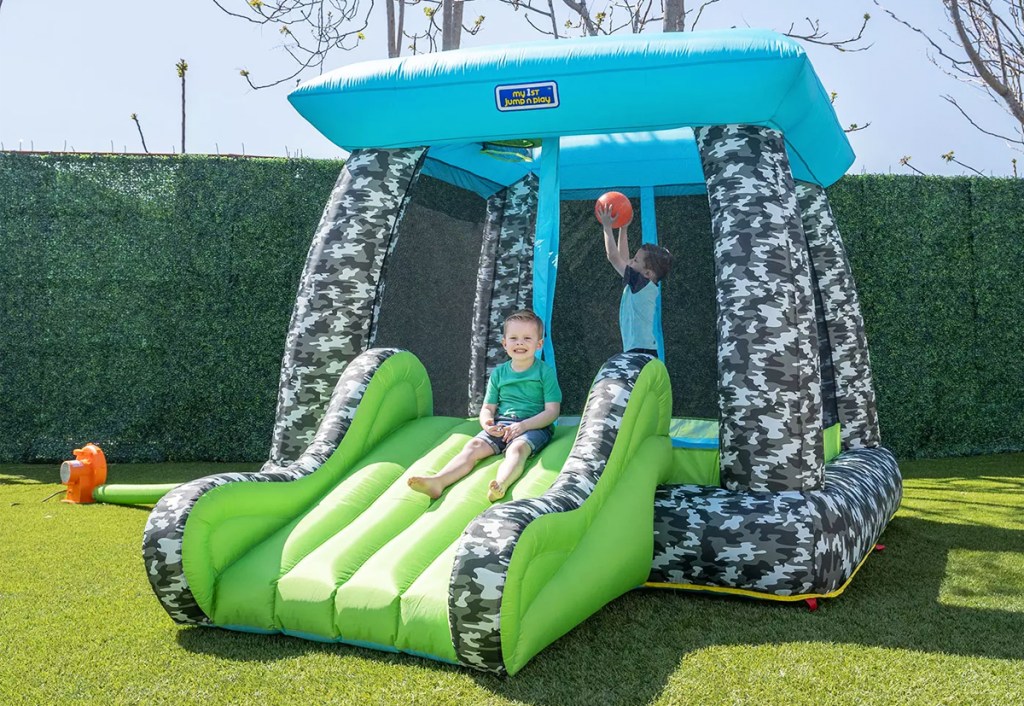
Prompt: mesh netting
<box><xmin>371</xmin><ymin>176</ymin><xmax>487</xmax><ymax>416</ymax></box>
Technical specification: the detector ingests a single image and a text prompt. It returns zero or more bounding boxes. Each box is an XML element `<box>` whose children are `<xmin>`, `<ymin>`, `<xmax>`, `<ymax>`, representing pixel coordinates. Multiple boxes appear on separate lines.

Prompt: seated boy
<box><xmin>597</xmin><ymin>202</ymin><xmax>673</xmax><ymax>356</ymax></box>
<box><xmin>408</xmin><ymin>310</ymin><xmax>561</xmax><ymax>503</ymax></box>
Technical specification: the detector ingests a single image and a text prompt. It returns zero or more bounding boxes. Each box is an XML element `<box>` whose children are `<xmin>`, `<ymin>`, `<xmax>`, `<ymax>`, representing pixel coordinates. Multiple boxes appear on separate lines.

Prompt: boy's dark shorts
<box><xmin>475</xmin><ymin>416</ymin><xmax>554</xmax><ymax>457</ymax></box>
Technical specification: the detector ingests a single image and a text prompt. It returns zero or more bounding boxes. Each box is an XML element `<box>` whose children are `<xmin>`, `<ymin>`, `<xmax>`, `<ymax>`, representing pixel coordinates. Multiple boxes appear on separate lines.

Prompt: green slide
<box><xmin>143</xmin><ymin>348</ymin><xmax>673</xmax><ymax>675</ymax></box>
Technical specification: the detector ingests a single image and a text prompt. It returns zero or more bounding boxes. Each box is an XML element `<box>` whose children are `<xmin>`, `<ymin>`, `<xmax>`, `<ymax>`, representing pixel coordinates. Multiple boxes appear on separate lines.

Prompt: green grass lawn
<box><xmin>2</xmin><ymin>455</ymin><xmax>1023</xmax><ymax>705</ymax></box>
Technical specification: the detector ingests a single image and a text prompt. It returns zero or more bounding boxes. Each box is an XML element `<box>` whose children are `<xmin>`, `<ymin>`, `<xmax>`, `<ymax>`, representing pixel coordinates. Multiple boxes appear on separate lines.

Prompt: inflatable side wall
<box><xmin>450</xmin><ymin>352</ymin><xmax>671</xmax><ymax>674</ymax></box>
<box><xmin>143</xmin><ymin>348</ymin><xmax>422</xmax><ymax>623</ymax></box>
<box><xmin>644</xmin><ymin>124</ymin><xmax>900</xmax><ymax>600</ymax></box>
<box><xmin>265</xmin><ymin>148</ymin><xmax>426</xmax><ymax>471</ymax></box>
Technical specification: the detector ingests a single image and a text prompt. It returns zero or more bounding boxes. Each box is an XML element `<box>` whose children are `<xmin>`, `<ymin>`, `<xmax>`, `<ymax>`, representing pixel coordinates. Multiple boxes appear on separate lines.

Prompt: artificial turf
<box><xmin>1</xmin><ymin>455</ymin><xmax>1022</xmax><ymax>705</ymax></box>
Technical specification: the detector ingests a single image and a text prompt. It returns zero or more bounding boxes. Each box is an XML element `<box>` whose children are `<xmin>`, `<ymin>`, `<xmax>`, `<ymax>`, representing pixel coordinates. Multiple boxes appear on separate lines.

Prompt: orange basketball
<box><xmin>594</xmin><ymin>191</ymin><xmax>633</xmax><ymax>228</ymax></box>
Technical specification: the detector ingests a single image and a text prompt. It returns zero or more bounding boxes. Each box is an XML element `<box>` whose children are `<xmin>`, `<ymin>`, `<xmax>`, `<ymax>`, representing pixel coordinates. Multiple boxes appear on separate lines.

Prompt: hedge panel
<box><xmin>2</xmin><ymin>155</ymin><xmax>1022</xmax><ymax>462</ymax></box>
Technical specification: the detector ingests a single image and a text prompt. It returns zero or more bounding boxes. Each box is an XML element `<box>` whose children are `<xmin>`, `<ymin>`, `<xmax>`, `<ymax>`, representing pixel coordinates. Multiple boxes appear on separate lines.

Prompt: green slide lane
<box><xmin>166</xmin><ymin>350</ymin><xmax>674</xmax><ymax>672</ymax></box>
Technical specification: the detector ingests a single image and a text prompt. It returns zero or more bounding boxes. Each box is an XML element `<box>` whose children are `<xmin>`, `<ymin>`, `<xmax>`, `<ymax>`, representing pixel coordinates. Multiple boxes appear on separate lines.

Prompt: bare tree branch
<box><xmin>948</xmin><ymin>0</ymin><xmax>1024</xmax><ymax>124</ymax></box>
<box><xmin>782</xmin><ymin>13</ymin><xmax>872</xmax><ymax>52</ymax></box>
<box><xmin>501</xmin><ymin>0</ymin><xmax>869</xmax><ymax>50</ymax></box>
<box><xmin>130</xmin><ymin>114</ymin><xmax>150</xmax><ymax>153</ymax></box>
<box><xmin>560</xmin><ymin>0</ymin><xmax>599</xmax><ymax>35</ymax></box>
<box><xmin>691</xmin><ymin>0</ymin><xmax>721</xmax><ymax>31</ymax></box>
<box><xmin>217</xmin><ymin>0</ymin><xmax>374</xmax><ymax>87</ymax></box>
<box><xmin>548</xmin><ymin>0</ymin><xmax>561</xmax><ymax>37</ymax></box>
<box><xmin>941</xmin><ymin>148</ymin><xmax>986</xmax><ymax>174</ymax></box>
<box><xmin>176</xmin><ymin>59</ymin><xmax>188</xmax><ymax>154</ymax></box>
<box><xmin>877</xmin><ymin>1</ymin><xmax>1024</xmax><ymax>151</ymax></box>
<box><xmin>899</xmin><ymin>155</ymin><xmax>928</xmax><ymax>175</ymax></box>
<box><xmin>943</xmin><ymin>94</ymin><xmax>1024</xmax><ymax>143</ymax></box>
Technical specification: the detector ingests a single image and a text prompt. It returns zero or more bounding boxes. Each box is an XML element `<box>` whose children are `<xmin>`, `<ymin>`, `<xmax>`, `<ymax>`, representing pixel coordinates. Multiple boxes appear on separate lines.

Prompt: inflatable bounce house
<box><xmin>142</xmin><ymin>30</ymin><xmax>902</xmax><ymax>675</ymax></box>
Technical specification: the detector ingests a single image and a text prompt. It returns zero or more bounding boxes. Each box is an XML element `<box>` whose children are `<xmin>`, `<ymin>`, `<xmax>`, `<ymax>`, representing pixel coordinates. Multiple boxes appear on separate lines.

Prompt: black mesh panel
<box><xmin>372</xmin><ymin>175</ymin><xmax>486</xmax><ymax>416</ymax></box>
<box><xmin>552</xmin><ymin>194</ymin><xmax>718</xmax><ymax>417</ymax></box>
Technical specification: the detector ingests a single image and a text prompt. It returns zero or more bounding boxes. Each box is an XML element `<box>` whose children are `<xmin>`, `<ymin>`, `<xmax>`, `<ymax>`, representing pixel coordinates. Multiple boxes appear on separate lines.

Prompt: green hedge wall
<box><xmin>2</xmin><ymin>154</ymin><xmax>1022</xmax><ymax>462</ymax></box>
<box><xmin>0</xmin><ymin>154</ymin><xmax>343</xmax><ymax>462</ymax></box>
<box><xmin>828</xmin><ymin>175</ymin><xmax>1024</xmax><ymax>459</ymax></box>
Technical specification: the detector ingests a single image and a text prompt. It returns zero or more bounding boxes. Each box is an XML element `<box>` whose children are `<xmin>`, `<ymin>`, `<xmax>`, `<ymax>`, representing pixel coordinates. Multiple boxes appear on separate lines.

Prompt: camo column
<box><xmin>467</xmin><ymin>174</ymin><xmax>538</xmax><ymax>414</ymax></box>
<box><xmin>796</xmin><ymin>182</ymin><xmax>881</xmax><ymax>449</ymax></box>
<box><xmin>265</xmin><ymin>148</ymin><xmax>427</xmax><ymax>470</ymax></box>
<box><xmin>695</xmin><ymin>125</ymin><xmax>823</xmax><ymax>493</ymax></box>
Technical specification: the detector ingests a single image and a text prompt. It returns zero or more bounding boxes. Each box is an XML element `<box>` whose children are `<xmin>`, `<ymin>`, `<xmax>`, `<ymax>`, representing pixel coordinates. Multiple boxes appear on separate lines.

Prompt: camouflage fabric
<box><xmin>467</xmin><ymin>174</ymin><xmax>539</xmax><ymax>415</ymax></box>
<box><xmin>449</xmin><ymin>352</ymin><xmax>652</xmax><ymax>674</ymax></box>
<box><xmin>467</xmin><ymin>190</ymin><xmax>504</xmax><ymax>413</ymax></box>
<box><xmin>695</xmin><ymin>125</ymin><xmax>823</xmax><ymax>493</ymax></box>
<box><xmin>810</xmin><ymin>260</ymin><xmax>840</xmax><ymax>429</ymax></box>
<box><xmin>142</xmin><ymin>348</ymin><xmax>401</xmax><ymax>624</ymax></box>
<box><xmin>809</xmin><ymin>447</ymin><xmax>901</xmax><ymax>589</ymax></box>
<box><xmin>265</xmin><ymin>148</ymin><xmax>427</xmax><ymax>470</ymax></box>
<box><xmin>649</xmin><ymin>446</ymin><xmax>901</xmax><ymax>596</ymax></box>
<box><xmin>796</xmin><ymin>182</ymin><xmax>881</xmax><ymax>449</ymax></box>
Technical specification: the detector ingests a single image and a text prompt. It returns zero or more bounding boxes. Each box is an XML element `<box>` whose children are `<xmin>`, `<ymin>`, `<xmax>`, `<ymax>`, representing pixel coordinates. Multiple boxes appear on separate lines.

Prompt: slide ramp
<box><xmin>144</xmin><ymin>349</ymin><xmax>672</xmax><ymax>675</ymax></box>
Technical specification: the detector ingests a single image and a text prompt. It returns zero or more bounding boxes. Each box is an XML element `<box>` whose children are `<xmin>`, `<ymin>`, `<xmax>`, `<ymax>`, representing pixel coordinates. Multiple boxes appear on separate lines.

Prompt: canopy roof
<box><xmin>290</xmin><ymin>29</ymin><xmax>854</xmax><ymax>189</ymax></box>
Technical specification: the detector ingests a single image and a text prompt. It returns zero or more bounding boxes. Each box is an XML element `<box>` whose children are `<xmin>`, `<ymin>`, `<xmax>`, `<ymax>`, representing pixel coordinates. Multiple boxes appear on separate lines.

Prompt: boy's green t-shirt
<box><xmin>485</xmin><ymin>359</ymin><xmax>562</xmax><ymax>420</ymax></box>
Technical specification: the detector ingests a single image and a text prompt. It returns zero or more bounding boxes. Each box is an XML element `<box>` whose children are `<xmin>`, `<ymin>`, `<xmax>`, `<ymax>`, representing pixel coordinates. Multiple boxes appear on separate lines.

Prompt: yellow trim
<box><xmin>643</xmin><ymin>544</ymin><xmax>878</xmax><ymax>602</ymax></box>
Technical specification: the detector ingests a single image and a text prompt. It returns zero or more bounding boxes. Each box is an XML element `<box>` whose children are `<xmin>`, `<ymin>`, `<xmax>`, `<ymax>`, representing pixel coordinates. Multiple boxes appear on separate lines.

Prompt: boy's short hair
<box><xmin>638</xmin><ymin>243</ymin><xmax>673</xmax><ymax>283</ymax></box>
<box><xmin>503</xmin><ymin>310</ymin><xmax>545</xmax><ymax>338</ymax></box>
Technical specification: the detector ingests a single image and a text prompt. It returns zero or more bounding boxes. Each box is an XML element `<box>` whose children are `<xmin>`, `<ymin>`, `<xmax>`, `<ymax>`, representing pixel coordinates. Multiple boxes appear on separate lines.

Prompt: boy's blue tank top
<box><xmin>620</xmin><ymin>267</ymin><xmax>659</xmax><ymax>352</ymax></box>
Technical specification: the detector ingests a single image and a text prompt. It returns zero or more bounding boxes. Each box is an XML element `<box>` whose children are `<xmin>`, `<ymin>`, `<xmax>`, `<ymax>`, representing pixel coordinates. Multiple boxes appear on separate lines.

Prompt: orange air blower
<box><xmin>60</xmin><ymin>443</ymin><xmax>108</xmax><ymax>503</ymax></box>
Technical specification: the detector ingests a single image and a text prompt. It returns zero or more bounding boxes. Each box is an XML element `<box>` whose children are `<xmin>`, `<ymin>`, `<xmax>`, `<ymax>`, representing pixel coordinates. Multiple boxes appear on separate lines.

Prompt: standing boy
<box><xmin>408</xmin><ymin>310</ymin><xmax>561</xmax><ymax>503</ymax></box>
<box><xmin>597</xmin><ymin>203</ymin><xmax>673</xmax><ymax>355</ymax></box>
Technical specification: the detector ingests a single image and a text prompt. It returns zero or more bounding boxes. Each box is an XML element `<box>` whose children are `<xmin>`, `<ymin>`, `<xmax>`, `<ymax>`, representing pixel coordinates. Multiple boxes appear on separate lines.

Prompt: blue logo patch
<box><xmin>495</xmin><ymin>82</ymin><xmax>559</xmax><ymax>112</ymax></box>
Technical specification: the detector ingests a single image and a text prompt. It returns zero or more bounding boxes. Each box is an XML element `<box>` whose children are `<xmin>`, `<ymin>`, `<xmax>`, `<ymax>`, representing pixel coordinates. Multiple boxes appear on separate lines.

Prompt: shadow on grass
<box><xmin>900</xmin><ymin>452</ymin><xmax>1024</xmax><ymax>479</ymax></box>
<box><xmin>0</xmin><ymin>462</ymin><xmax>261</xmax><ymax>487</ymax></box>
<box><xmin>0</xmin><ymin>475</ymin><xmax>46</xmax><ymax>486</ymax></box>
<box><xmin>175</xmin><ymin>627</ymin><xmax>462</xmax><ymax>673</ymax></box>
<box><xmin>171</xmin><ymin>512</ymin><xmax>1024</xmax><ymax>706</ymax></box>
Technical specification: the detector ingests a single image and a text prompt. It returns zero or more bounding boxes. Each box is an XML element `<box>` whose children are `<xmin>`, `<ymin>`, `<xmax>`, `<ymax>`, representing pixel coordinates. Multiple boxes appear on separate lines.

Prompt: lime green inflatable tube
<box><xmin>93</xmin><ymin>483</ymin><xmax>180</xmax><ymax>505</ymax></box>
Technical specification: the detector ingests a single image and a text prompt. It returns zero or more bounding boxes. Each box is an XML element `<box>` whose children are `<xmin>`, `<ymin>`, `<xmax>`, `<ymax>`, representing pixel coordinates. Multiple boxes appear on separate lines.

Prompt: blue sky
<box><xmin>1</xmin><ymin>1</ymin><xmax>1018</xmax><ymax>176</ymax></box>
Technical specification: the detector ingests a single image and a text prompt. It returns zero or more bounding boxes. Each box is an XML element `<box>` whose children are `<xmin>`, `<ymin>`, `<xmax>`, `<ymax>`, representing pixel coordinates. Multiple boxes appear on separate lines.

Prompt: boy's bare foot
<box><xmin>408</xmin><ymin>476</ymin><xmax>442</xmax><ymax>500</ymax></box>
<box><xmin>487</xmin><ymin>480</ymin><xmax>507</xmax><ymax>503</ymax></box>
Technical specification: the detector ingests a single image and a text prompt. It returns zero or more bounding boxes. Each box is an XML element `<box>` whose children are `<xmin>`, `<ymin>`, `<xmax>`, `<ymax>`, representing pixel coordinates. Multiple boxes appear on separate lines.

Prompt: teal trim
<box><xmin>561</xmin><ymin>184</ymin><xmax>708</xmax><ymax>200</ymax></box>
<box><xmin>669</xmin><ymin>418</ymin><xmax>719</xmax><ymax>449</ymax></box>
<box><xmin>534</xmin><ymin>139</ymin><xmax>561</xmax><ymax>375</ymax></box>
<box><xmin>421</xmin><ymin>157</ymin><xmax>502</xmax><ymax>199</ymax></box>
<box><xmin>640</xmin><ymin>186</ymin><xmax>665</xmax><ymax>360</ymax></box>
<box><xmin>639</xmin><ymin>187</ymin><xmax>658</xmax><ymax>248</ymax></box>
<box><xmin>212</xmin><ymin>624</ymin><xmax>278</xmax><ymax>635</ymax></box>
<box><xmin>403</xmin><ymin>649</ymin><xmax>462</xmax><ymax>666</ymax></box>
<box><xmin>214</xmin><ymin>624</ymin><xmax>457</xmax><ymax>663</ymax></box>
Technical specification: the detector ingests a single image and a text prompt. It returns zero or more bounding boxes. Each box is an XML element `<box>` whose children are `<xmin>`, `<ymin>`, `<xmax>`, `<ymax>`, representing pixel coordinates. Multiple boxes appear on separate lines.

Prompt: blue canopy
<box><xmin>290</xmin><ymin>29</ymin><xmax>854</xmax><ymax>189</ymax></box>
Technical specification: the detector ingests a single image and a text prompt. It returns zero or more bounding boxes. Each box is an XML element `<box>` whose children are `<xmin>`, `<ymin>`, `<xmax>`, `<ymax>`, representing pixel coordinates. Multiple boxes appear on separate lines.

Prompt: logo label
<box><xmin>495</xmin><ymin>82</ymin><xmax>559</xmax><ymax>112</ymax></box>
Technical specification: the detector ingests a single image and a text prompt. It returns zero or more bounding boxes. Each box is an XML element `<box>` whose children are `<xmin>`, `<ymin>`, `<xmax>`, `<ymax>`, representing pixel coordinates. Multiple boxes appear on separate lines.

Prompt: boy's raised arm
<box><xmin>617</xmin><ymin>222</ymin><xmax>630</xmax><ymax>267</ymax></box>
<box><xmin>598</xmin><ymin>204</ymin><xmax>627</xmax><ymax>276</ymax></box>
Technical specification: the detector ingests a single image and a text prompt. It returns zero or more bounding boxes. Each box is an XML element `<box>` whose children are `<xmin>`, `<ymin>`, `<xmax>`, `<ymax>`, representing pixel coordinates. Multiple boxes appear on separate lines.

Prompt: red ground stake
<box><xmin>805</xmin><ymin>598</ymin><xmax>819</xmax><ymax>612</ymax></box>
<box><xmin>875</xmin><ymin>544</ymin><xmax>887</xmax><ymax>552</ymax></box>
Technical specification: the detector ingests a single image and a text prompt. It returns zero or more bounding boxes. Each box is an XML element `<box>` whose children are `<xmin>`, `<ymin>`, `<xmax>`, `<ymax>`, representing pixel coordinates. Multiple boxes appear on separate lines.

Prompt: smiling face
<box><xmin>502</xmin><ymin>319</ymin><xmax>544</xmax><ymax>367</ymax></box>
